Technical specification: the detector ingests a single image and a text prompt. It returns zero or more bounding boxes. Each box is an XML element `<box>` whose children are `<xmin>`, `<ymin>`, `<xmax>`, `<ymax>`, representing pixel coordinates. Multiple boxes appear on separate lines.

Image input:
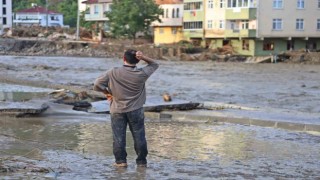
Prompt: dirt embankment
<box><xmin>1</xmin><ymin>27</ymin><xmax>320</xmax><ymax>63</ymax></box>
<box><xmin>0</xmin><ymin>39</ymin><xmax>163</xmax><ymax>59</ymax></box>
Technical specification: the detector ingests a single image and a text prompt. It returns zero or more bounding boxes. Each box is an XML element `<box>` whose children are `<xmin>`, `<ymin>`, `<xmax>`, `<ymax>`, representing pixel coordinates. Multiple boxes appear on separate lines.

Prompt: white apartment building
<box><xmin>83</xmin><ymin>0</ymin><xmax>112</xmax><ymax>32</ymax></box>
<box><xmin>13</xmin><ymin>5</ymin><xmax>64</xmax><ymax>27</ymax></box>
<box><xmin>0</xmin><ymin>0</ymin><xmax>12</xmax><ymax>34</ymax></box>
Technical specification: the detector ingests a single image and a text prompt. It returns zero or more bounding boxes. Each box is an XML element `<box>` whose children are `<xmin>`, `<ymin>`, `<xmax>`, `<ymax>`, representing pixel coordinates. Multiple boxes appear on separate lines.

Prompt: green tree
<box><xmin>13</xmin><ymin>0</ymin><xmax>46</xmax><ymax>11</ymax></box>
<box><xmin>57</xmin><ymin>0</ymin><xmax>78</xmax><ymax>27</ymax></box>
<box><xmin>105</xmin><ymin>0</ymin><xmax>162</xmax><ymax>41</ymax></box>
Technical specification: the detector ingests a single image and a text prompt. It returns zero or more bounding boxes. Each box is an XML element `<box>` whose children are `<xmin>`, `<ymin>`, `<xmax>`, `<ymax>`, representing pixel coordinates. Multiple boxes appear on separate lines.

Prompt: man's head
<box><xmin>124</xmin><ymin>49</ymin><xmax>140</xmax><ymax>65</ymax></box>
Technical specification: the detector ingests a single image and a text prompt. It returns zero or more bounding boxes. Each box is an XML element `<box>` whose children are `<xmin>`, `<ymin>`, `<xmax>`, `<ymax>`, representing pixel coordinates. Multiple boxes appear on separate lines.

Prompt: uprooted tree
<box><xmin>105</xmin><ymin>0</ymin><xmax>163</xmax><ymax>42</ymax></box>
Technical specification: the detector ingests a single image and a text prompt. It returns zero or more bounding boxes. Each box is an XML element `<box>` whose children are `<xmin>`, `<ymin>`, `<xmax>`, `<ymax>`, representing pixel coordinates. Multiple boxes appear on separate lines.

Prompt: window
<box><xmin>220</xmin><ymin>0</ymin><xmax>225</xmax><ymax>8</ymax></box>
<box><xmin>2</xmin><ymin>0</ymin><xmax>6</xmax><ymax>5</ymax></box>
<box><xmin>287</xmin><ymin>40</ymin><xmax>295</xmax><ymax>50</ymax></box>
<box><xmin>3</xmin><ymin>17</ymin><xmax>6</xmax><ymax>25</ymax></box>
<box><xmin>184</xmin><ymin>2</ymin><xmax>203</xmax><ymax>10</ymax></box>
<box><xmin>166</xmin><ymin>9</ymin><xmax>169</xmax><ymax>18</ymax></box>
<box><xmin>208</xmin><ymin>20</ymin><xmax>213</xmax><ymax>29</ymax></box>
<box><xmin>94</xmin><ymin>5</ymin><xmax>99</xmax><ymax>14</ymax></box>
<box><xmin>242</xmin><ymin>40</ymin><xmax>249</xmax><ymax>50</ymax></box>
<box><xmin>296</xmin><ymin>19</ymin><xmax>304</xmax><ymax>30</ymax></box>
<box><xmin>273</xmin><ymin>0</ymin><xmax>283</xmax><ymax>8</ymax></box>
<box><xmin>317</xmin><ymin>19</ymin><xmax>320</xmax><ymax>30</ymax></box>
<box><xmin>172</xmin><ymin>9</ymin><xmax>175</xmax><ymax>18</ymax></box>
<box><xmin>176</xmin><ymin>8</ymin><xmax>179</xmax><ymax>18</ymax></box>
<box><xmin>263</xmin><ymin>41</ymin><xmax>274</xmax><ymax>51</ymax></box>
<box><xmin>272</xmin><ymin>19</ymin><xmax>282</xmax><ymax>30</ymax></box>
<box><xmin>242</xmin><ymin>20</ymin><xmax>249</xmax><ymax>29</ymax></box>
<box><xmin>318</xmin><ymin>0</ymin><xmax>320</xmax><ymax>8</ymax></box>
<box><xmin>208</xmin><ymin>0</ymin><xmax>214</xmax><ymax>8</ymax></box>
<box><xmin>159</xmin><ymin>28</ymin><xmax>164</xmax><ymax>34</ymax></box>
<box><xmin>219</xmin><ymin>20</ymin><xmax>225</xmax><ymax>29</ymax></box>
<box><xmin>227</xmin><ymin>0</ymin><xmax>250</xmax><ymax>8</ymax></box>
<box><xmin>297</xmin><ymin>0</ymin><xmax>305</xmax><ymax>9</ymax></box>
<box><xmin>183</xmin><ymin>21</ymin><xmax>203</xmax><ymax>29</ymax></box>
<box><xmin>3</xmin><ymin>7</ymin><xmax>6</xmax><ymax>15</ymax></box>
<box><xmin>171</xmin><ymin>27</ymin><xmax>177</xmax><ymax>34</ymax></box>
<box><xmin>306</xmin><ymin>42</ymin><xmax>317</xmax><ymax>50</ymax></box>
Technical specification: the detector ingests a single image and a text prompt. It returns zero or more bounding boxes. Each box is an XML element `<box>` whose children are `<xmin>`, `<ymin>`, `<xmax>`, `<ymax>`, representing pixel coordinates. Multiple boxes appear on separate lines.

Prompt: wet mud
<box><xmin>0</xmin><ymin>116</ymin><xmax>319</xmax><ymax>179</ymax></box>
<box><xmin>1</xmin><ymin>56</ymin><xmax>320</xmax><ymax>178</ymax></box>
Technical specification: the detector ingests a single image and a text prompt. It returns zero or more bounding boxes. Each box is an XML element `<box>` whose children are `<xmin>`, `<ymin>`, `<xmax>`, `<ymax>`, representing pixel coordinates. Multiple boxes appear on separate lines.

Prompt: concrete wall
<box><xmin>254</xmin><ymin>38</ymin><xmax>287</xmax><ymax>56</ymax></box>
<box><xmin>230</xmin><ymin>39</ymin><xmax>255</xmax><ymax>56</ymax></box>
<box><xmin>258</xmin><ymin>0</ymin><xmax>320</xmax><ymax>38</ymax></box>
<box><xmin>154</xmin><ymin>26</ymin><xmax>184</xmax><ymax>44</ymax></box>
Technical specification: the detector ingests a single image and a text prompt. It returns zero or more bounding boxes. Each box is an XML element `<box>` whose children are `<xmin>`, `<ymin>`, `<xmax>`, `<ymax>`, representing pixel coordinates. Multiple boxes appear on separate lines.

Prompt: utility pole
<box><xmin>46</xmin><ymin>0</ymin><xmax>49</xmax><ymax>29</ymax></box>
<box><xmin>76</xmin><ymin>0</ymin><xmax>80</xmax><ymax>40</ymax></box>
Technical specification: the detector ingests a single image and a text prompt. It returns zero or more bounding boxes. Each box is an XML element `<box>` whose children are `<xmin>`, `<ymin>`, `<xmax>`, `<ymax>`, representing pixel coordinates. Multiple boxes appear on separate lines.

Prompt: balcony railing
<box><xmin>225</xmin><ymin>29</ymin><xmax>256</xmax><ymax>38</ymax></box>
<box><xmin>13</xmin><ymin>19</ymin><xmax>41</xmax><ymax>24</ymax></box>
<box><xmin>225</xmin><ymin>8</ymin><xmax>256</xmax><ymax>20</ymax></box>
<box><xmin>85</xmin><ymin>13</ymin><xmax>108</xmax><ymax>21</ymax></box>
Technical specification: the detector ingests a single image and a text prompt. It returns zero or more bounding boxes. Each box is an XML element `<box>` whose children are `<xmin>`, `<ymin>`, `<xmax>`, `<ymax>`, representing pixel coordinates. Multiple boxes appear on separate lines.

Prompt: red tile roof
<box><xmin>82</xmin><ymin>0</ymin><xmax>99</xmax><ymax>4</ymax></box>
<box><xmin>155</xmin><ymin>0</ymin><xmax>183</xmax><ymax>5</ymax></box>
<box><xmin>16</xmin><ymin>6</ymin><xmax>61</xmax><ymax>14</ymax></box>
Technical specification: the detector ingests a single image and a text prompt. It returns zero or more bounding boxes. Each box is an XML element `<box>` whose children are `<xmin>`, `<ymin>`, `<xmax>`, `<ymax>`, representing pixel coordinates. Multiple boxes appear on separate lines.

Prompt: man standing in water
<box><xmin>93</xmin><ymin>50</ymin><xmax>159</xmax><ymax>167</ymax></box>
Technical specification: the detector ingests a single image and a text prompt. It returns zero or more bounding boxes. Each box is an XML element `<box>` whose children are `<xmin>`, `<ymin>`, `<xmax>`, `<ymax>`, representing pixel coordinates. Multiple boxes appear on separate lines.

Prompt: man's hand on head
<box><xmin>136</xmin><ymin>51</ymin><xmax>144</xmax><ymax>60</ymax></box>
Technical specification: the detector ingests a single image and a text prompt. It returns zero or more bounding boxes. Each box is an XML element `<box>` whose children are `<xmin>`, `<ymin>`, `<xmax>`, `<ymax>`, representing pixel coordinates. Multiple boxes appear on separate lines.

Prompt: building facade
<box><xmin>183</xmin><ymin>0</ymin><xmax>205</xmax><ymax>45</ymax></box>
<box><xmin>83</xmin><ymin>0</ymin><xmax>112</xmax><ymax>32</ymax></box>
<box><xmin>181</xmin><ymin>0</ymin><xmax>320</xmax><ymax>56</ymax></box>
<box><xmin>0</xmin><ymin>0</ymin><xmax>12</xmax><ymax>34</ymax></box>
<box><xmin>13</xmin><ymin>6</ymin><xmax>64</xmax><ymax>27</ymax></box>
<box><xmin>152</xmin><ymin>0</ymin><xmax>184</xmax><ymax>45</ymax></box>
<box><xmin>256</xmin><ymin>0</ymin><xmax>320</xmax><ymax>55</ymax></box>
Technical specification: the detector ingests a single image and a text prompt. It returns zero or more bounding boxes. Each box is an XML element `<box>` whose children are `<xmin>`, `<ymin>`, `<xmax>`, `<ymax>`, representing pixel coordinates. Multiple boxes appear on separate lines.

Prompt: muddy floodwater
<box><xmin>1</xmin><ymin>56</ymin><xmax>320</xmax><ymax>114</ymax></box>
<box><xmin>1</xmin><ymin>115</ymin><xmax>320</xmax><ymax>179</ymax></box>
<box><xmin>0</xmin><ymin>56</ymin><xmax>320</xmax><ymax>179</ymax></box>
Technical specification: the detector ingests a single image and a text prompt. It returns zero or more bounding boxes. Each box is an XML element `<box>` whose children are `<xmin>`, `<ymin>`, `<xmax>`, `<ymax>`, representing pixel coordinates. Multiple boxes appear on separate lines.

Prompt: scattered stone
<box><xmin>0</xmin><ymin>100</ymin><xmax>49</xmax><ymax>117</ymax></box>
<box><xmin>162</xmin><ymin>93</ymin><xmax>172</xmax><ymax>102</ymax></box>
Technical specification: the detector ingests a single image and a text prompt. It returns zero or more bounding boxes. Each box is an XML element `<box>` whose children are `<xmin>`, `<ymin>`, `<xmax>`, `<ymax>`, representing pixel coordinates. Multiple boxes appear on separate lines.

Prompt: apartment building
<box><xmin>0</xmin><ymin>0</ymin><xmax>12</xmax><ymax>34</ymax></box>
<box><xmin>256</xmin><ymin>0</ymin><xmax>320</xmax><ymax>55</ymax></box>
<box><xmin>182</xmin><ymin>0</ymin><xmax>320</xmax><ymax>56</ymax></box>
<box><xmin>183</xmin><ymin>0</ymin><xmax>205</xmax><ymax>45</ymax></box>
<box><xmin>83</xmin><ymin>0</ymin><xmax>112</xmax><ymax>32</ymax></box>
<box><xmin>152</xmin><ymin>0</ymin><xmax>184</xmax><ymax>45</ymax></box>
<box><xmin>13</xmin><ymin>5</ymin><xmax>64</xmax><ymax>27</ymax></box>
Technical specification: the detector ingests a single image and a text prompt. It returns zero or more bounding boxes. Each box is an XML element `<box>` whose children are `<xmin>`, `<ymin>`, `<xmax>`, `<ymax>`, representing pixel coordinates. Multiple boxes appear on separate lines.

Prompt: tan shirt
<box><xmin>94</xmin><ymin>62</ymin><xmax>159</xmax><ymax>113</ymax></box>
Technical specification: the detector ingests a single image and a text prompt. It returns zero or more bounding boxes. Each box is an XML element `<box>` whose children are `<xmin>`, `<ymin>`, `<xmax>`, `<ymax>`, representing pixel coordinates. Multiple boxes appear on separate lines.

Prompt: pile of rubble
<box><xmin>2</xmin><ymin>26</ymin><xmax>92</xmax><ymax>40</ymax></box>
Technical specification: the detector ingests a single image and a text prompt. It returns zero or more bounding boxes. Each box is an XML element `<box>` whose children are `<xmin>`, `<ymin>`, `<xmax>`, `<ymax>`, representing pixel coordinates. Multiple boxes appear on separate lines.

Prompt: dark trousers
<box><xmin>110</xmin><ymin>107</ymin><xmax>148</xmax><ymax>165</ymax></box>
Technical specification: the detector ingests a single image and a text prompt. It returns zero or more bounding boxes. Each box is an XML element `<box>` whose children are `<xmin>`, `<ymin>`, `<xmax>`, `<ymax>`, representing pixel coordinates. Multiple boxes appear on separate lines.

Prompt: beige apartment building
<box><xmin>183</xmin><ymin>0</ymin><xmax>320</xmax><ymax>56</ymax></box>
<box><xmin>256</xmin><ymin>0</ymin><xmax>320</xmax><ymax>55</ymax></box>
<box><xmin>0</xmin><ymin>0</ymin><xmax>12</xmax><ymax>35</ymax></box>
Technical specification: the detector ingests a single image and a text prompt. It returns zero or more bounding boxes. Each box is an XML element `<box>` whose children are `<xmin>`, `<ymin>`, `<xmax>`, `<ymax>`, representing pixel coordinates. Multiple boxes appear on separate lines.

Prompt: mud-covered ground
<box><xmin>1</xmin><ymin>114</ymin><xmax>320</xmax><ymax>179</ymax></box>
<box><xmin>0</xmin><ymin>56</ymin><xmax>320</xmax><ymax>178</ymax></box>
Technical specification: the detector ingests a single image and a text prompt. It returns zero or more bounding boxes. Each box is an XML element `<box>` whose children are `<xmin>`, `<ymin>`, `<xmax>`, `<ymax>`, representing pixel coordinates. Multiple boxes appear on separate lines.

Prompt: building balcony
<box><xmin>85</xmin><ymin>13</ymin><xmax>108</xmax><ymax>21</ymax></box>
<box><xmin>183</xmin><ymin>11</ymin><xmax>204</xmax><ymax>21</ymax></box>
<box><xmin>13</xmin><ymin>19</ymin><xmax>41</xmax><ymax>24</ymax></box>
<box><xmin>225</xmin><ymin>8</ymin><xmax>256</xmax><ymax>20</ymax></box>
<box><xmin>183</xmin><ymin>29</ymin><xmax>204</xmax><ymax>38</ymax></box>
<box><xmin>224</xmin><ymin>29</ymin><xmax>256</xmax><ymax>38</ymax></box>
